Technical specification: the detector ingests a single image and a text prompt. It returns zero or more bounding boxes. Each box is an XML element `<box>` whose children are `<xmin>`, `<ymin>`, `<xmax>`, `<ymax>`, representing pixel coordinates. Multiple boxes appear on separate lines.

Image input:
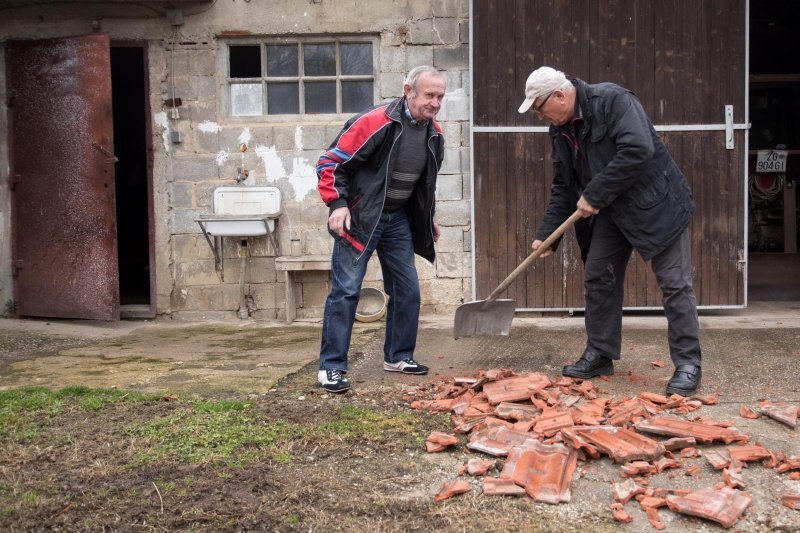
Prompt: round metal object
<box><xmin>355</xmin><ymin>287</ymin><xmax>387</xmax><ymax>322</ymax></box>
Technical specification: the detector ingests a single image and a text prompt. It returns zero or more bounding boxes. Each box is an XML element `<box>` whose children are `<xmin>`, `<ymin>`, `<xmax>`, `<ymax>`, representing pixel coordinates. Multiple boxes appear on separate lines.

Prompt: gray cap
<box><xmin>517</xmin><ymin>66</ymin><xmax>568</xmax><ymax>113</ymax></box>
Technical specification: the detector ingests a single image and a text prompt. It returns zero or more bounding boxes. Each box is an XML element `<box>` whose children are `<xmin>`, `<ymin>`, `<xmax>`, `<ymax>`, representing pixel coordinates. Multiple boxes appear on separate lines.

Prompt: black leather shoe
<box><xmin>562</xmin><ymin>350</ymin><xmax>614</xmax><ymax>379</ymax></box>
<box><xmin>666</xmin><ymin>365</ymin><xmax>701</xmax><ymax>396</ymax></box>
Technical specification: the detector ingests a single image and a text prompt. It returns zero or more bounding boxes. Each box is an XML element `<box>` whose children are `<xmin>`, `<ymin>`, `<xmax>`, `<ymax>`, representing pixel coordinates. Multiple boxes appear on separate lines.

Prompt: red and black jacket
<box><xmin>316</xmin><ymin>96</ymin><xmax>444</xmax><ymax>263</ymax></box>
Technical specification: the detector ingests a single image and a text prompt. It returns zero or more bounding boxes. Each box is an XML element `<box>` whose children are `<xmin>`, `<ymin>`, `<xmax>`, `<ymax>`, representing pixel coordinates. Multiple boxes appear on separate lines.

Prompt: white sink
<box><xmin>196</xmin><ymin>186</ymin><xmax>282</xmax><ymax>237</ymax></box>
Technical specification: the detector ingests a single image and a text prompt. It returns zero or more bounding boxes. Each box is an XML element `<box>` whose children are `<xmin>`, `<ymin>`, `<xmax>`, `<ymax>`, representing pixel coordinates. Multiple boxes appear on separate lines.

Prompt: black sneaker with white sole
<box><xmin>383</xmin><ymin>358</ymin><xmax>429</xmax><ymax>375</ymax></box>
<box><xmin>318</xmin><ymin>369</ymin><xmax>350</xmax><ymax>393</ymax></box>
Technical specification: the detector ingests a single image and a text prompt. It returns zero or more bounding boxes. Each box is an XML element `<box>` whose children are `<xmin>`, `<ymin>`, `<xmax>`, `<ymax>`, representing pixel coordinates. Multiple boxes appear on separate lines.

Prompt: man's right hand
<box><xmin>531</xmin><ymin>239</ymin><xmax>552</xmax><ymax>258</ymax></box>
<box><xmin>328</xmin><ymin>207</ymin><xmax>351</xmax><ymax>237</ymax></box>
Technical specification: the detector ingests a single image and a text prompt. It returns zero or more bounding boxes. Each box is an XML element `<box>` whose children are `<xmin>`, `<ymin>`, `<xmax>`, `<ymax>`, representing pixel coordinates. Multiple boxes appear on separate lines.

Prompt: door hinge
<box><xmin>10</xmin><ymin>174</ymin><xmax>21</xmax><ymax>190</ymax></box>
<box><xmin>12</xmin><ymin>260</ymin><xmax>23</xmax><ymax>276</ymax></box>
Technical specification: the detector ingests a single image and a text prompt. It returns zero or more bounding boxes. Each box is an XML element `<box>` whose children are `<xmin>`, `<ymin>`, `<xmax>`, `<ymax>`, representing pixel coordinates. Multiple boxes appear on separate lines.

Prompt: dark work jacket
<box><xmin>536</xmin><ymin>79</ymin><xmax>694</xmax><ymax>261</ymax></box>
<box><xmin>316</xmin><ymin>97</ymin><xmax>444</xmax><ymax>263</ymax></box>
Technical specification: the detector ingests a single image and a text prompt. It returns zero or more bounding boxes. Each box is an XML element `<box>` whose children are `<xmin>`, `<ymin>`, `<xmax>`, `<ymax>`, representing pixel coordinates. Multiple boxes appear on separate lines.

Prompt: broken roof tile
<box><xmin>494</xmin><ymin>401</ymin><xmax>540</xmax><ymax>421</ymax></box>
<box><xmin>776</xmin><ymin>457</ymin><xmax>800</xmax><ymax>474</ymax></box>
<box><xmin>723</xmin><ymin>467</ymin><xmax>746</xmax><ymax>489</ymax></box>
<box><xmin>679</xmin><ymin>447</ymin><xmax>701</xmax><ymax>458</ymax></box>
<box><xmin>781</xmin><ymin>493</ymin><xmax>800</xmax><ymax>510</ymax></box>
<box><xmin>606</xmin><ymin>398</ymin><xmax>650</xmax><ymax>426</ymax></box>
<box><xmin>576</xmin><ymin>427</ymin><xmax>666</xmax><ymax>463</ymax></box>
<box><xmin>666</xmin><ymin>486</ymin><xmax>752</xmax><ymax>528</ymax></box>
<box><xmin>650</xmin><ymin>359</ymin><xmax>666</xmax><ymax>369</ymax></box>
<box><xmin>610</xmin><ymin>502</ymin><xmax>633</xmax><ymax>523</ymax></box>
<box><xmin>411</xmin><ymin>398</ymin><xmax>456</xmax><ymax>412</ymax></box>
<box><xmin>662</xmin><ymin>436</ymin><xmax>697</xmax><ymax>451</ymax></box>
<box><xmin>425</xmin><ymin>431</ymin><xmax>459</xmax><ymax>450</ymax></box>
<box><xmin>482</xmin><ymin>373</ymin><xmax>551</xmax><ymax>405</ymax></box>
<box><xmin>621</xmin><ymin>461</ymin><xmax>657</xmax><ymax>478</ymax></box>
<box><xmin>532</xmin><ymin>409</ymin><xmax>574</xmax><ymax>437</ymax></box>
<box><xmin>467</xmin><ymin>426</ymin><xmax>537</xmax><ymax>457</ymax></box>
<box><xmin>634</xmin><ymin>416</ymin><xmax>750</xmax><ymax>444</ymax></box>
<box><xmin>433</xmin><ymin>479</ymin><xmax>471</xmax><ymax>502</ymax></box>
<box><xmin>692</xmin><ymin>393</ymin><xmax>718</xmax><ymax>405</ymax></box>
<box><xmin>612</xmin><ymin>479</ymin><xmax>646</xmax><ymax>503</ymax></box>
<box><xmin>560</xmin><ymin>428</ymin><xmax>601</xmax><ymax>460</ymax></box>
<box><xmin>759</xmin><ymin>402</ymin><xmax>798</xmax><ymax>428</ymax></box>
<box><xmin>512</xmin><ymin>441</ymin><xmax>578</xmax><ymax>504</ymax></box>
<box><xmin>654</xmin><ymin>457</ymin><xmax>683</xmax><ymax>473</ymax></box>
<box><xmin>645</xmin><ymin>507</ymin><xmax>666</xmax><ymax>530</ymax></box>
<box><xmin>459</xmin><ymin>458</ymin><xmax>496</xmax><ymax>477</ymax></box>
<box><xmin>482</xmin><ymin>477</ymin><xmax>526</xmax><ymax>496</ymax></box>
<box><xmin>685</xmin><ymin>464</ymin><xmax>701</xmax><ymax>476</ymax></box>
<box><xmin>704</xmin><ymin>449</ymin><xmax>732</xmax><ymax>469</ymax></box>
<box><xmin>727</xmin><ymin>444</ymin><xmax>773</xmax><ymax>464</ymax></box>
<box><xmin>739</xmin><ymin>405</ymin><xmax>760</xmax><ymax>419</ymax></box>
<box><xmin>640</xmin><ymin>391</ymin><xmax>669</xmax><ymax>405</ymax></box>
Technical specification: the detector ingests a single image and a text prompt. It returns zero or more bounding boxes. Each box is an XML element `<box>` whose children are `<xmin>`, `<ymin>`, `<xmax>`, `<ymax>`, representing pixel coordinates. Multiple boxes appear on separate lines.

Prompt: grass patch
<box><xmin>0</xmin><ymin>387</ymin><xmax>157</xmax><ymax>443</ymax></box>
<box><xmin>126</xmin><ymin>402</ymin><xmax>427</xmax><ymax>467</ymax></box>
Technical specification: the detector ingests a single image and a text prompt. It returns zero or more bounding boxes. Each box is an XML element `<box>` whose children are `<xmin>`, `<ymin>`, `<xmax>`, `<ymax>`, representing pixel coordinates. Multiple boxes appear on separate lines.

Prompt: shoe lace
<box><xmin>327</xmin><ymin>369</ymin><xmax>344</xmax><ymax>382</ymax></box>
<box><xmin>402</xmin><ymin>359</ymin><xmax>418</xmax><ymax>366</ymax></box>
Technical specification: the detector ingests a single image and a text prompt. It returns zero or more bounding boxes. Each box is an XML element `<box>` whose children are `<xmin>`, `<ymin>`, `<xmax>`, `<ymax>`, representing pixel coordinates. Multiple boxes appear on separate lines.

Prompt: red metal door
<box><xmin>7</xmin><ymin>33</ymin><xmax>119</xmax><ymax>320</ymax></box>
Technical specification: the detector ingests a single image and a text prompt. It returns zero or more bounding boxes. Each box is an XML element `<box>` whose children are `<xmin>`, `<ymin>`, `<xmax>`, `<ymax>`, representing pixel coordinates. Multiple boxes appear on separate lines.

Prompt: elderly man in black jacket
<box><xmin>518</xmin><ymin>66</ymin><xmax>702</xmax><ymax>395</ymax></box>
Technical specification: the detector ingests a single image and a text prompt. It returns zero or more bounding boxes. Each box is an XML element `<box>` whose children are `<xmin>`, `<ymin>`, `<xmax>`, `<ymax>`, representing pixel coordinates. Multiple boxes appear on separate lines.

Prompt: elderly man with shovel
<box><xmin>516</xmin><ymin>66</ymin><xmax>703</xmax><ymax>396</ymax></box>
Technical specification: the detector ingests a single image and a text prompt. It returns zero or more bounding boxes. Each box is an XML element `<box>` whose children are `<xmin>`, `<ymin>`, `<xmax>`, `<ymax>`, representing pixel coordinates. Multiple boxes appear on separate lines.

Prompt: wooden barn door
<box><xmin>471</xmin><ymin>0</ymin><xmax>747</xmax><ymax>309</ymax></box>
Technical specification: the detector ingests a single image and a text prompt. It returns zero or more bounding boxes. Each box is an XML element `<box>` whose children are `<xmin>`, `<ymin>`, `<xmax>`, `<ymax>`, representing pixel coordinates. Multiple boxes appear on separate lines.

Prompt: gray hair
<box><xmin>404</xmin><ymin>65</ymin><xmax>444</xmax><ymax>92</ymax></box>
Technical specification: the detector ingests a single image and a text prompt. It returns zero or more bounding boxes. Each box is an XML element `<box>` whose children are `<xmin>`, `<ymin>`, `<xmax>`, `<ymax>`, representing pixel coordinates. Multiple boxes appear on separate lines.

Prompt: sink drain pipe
<box><xmin>238</xmin><ymin>239</ymin><xmax>250</xmax><ymax>319</ymax></box>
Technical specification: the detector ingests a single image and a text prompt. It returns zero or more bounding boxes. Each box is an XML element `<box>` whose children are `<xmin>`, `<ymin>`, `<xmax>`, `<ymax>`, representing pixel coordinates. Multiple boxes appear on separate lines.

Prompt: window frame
<box><xmin>221</xmin><ymin>35</ymin><xmax>379</xmax><ymax>121</ymax></box>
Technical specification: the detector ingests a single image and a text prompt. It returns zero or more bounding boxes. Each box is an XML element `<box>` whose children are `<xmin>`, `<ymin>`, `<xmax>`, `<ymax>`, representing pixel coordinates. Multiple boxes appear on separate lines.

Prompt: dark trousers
<box><xmin>584</xmin><ymin>213</ymin><xmax>701</xmax><ymax>367</ymax></box>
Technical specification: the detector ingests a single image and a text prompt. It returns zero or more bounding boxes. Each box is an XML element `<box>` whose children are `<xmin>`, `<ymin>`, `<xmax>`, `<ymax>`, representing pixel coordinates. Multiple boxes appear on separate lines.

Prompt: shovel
<box><xmin>453</xmin><ymin>210</ymin><xmax>582</xmax><ymax>339</ymax></box>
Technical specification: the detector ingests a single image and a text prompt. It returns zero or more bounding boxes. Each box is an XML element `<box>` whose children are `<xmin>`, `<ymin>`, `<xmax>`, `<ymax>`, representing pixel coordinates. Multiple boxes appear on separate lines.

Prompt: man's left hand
<box><xmin>433</xmin><ymin>222</ymin><xmax>440</xmax><ymax>242</ymax></box>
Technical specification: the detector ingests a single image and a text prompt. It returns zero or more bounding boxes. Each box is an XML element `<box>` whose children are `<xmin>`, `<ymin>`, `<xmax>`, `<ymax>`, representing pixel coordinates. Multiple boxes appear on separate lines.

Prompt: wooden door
<box><xmin>7</xmin><ymin>33</ymin><xmax>120</xmax><ymax>320</ymax></box>
<box><xmin>471</xmin><ymin>0</ymin><xmax>747</xmax><ymax>309</ymax></box>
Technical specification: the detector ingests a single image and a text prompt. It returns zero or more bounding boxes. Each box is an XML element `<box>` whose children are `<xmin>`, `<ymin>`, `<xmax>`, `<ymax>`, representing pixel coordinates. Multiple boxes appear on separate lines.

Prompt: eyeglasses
<box><xmin>533</xmin><ymin>91</ymin><xmax>554</xmax><ymax>114</ymax></box>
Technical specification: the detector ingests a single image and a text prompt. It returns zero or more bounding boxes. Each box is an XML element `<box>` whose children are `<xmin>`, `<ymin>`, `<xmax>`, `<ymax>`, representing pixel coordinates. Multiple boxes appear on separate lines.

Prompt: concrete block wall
<box><xmin>0</xmin><ymin>0</ymin><xmax>473</xmax><ymax>321</ymax></box>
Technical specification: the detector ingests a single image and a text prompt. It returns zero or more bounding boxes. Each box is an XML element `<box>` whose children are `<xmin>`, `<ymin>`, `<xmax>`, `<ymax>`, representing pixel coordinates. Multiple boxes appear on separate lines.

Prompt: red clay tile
<box><xmin>650</xmin><ymin>359</ymin><xmax>666</xmax><ymax>369</ymax></box>
<box><xmin>645</xmin><ymin>507</ymin><xmax>666</xmax><ymax>530</ymax></box>
<box><xmin>482</xmin><ymin>477</ymin><xmax>526</xmax><ymax>496</ymax></box>
<box><xmin>482</xmin><ymin>373</ymin><xmax>550</xmax><ymax>405</ymax></box>
<box><xmin>575</xmin><ymin>427</ymin><xmax>666</xmax><ymax>463</ymax></box>
<box><xmin>704</xmin><ymin>449</ymin><xmax>732</xmax><ymax>469</ymax></box>
<box><xmin>654</xmin><ymin>457</ymin><xmax>683</xmax><ymax>473</ymax></box>
<box><xmin>790</xmin><ymin>472</ymin><xmax>800</xmax><ymax>480</ymax></box>
<box><xmin>454</xmin><ymin>376</ymin><xmax>479</xmax><ymax>386</ymax></box>
<box><xmin>781</xmin><ymin>493</ymin><xmax>800</xmax><ymax>510</ymax></box>
<box><xmin>459</xmin><ymin>458</ymin><xmax>496</xmax><ymax>476</ymax></box>
<box><xmin>495</xmin><ymin>401</ymin><xmax>541</xmax><ymax>421</ymax></box>
<box><xmin>740</xmin><ymin>405</ymin><xmax>760</xmax><ymax>419</ymax></box>
<box><xmin>425</xmin><ymin>431</ymin><xmax>459</xmax><ymax>451</ymax></box>
<box><xmin>638</xmin><ymin>495</ymin><xmax>668</xmax><ymax>509</ymax></box>
<box><xmin>533</xmin><ymin>409</ymin><xmax>574</xmax><ymax>437</ymax></box>
<box><xmin>610</xmin><ymin>502</ymin><xmax>633</xmax><ymax>523</ymax></box>
<box><xmin>576</xmin><ymin>397</ymin><xmax>609</xmax><ymax>418</ymax></box>
<box><xmin>679</xmin><ymin>447</ymin><xmax>701</xmax><ymax>458</ymax></box>
<box><xmin>662</xmin><ymin>436</ymin><xmax>697</xmax><ymax>451</ymax></box>
<box><xmin>450</xmin><ymin>389</ymin><xmax>475</xmax><ymax>415</ymax></box>
<box><xmin>511</xmin><ymin>441</ymin><xmax>578</xmax><ymax>504</ymax></box>
<box><xmin>560</xmin><ymin>428</ymin><xmax>601</xmax><ymax>460</ymax></box>
<box><xmin>759</xmin><ymin>402</ymin><xmax>798</xmax><ymax>428</ymax></box>
<box><xmin>640</xmin><ymin>392</ymin><xmax>669</xmax><ymax>405</ymax></box>
<box><xmin>666</xmin><ymin>486</ymin><xmax>752</xmax><ymax>528</ymax></box>
<box><xmin>634</xmin><ymin>416</ymin><xmax>750</xmax><ymax>444</ymax></box>
<box><xmin>411</xmin><ymin>398</ymin><xmax>456</xmax><ymax>412</ymax></box>
<box><xmin>467</xmin><ymin>425</ymin><xmax>537</xmax><ymax>456</ymax></box>
<box><xmin>692</xmin><ymin>417</ymin><xmax>736</xmax><ymax>428</ymax></box>
<box><xmin>433</xmin><ymin>479</ymin><xmax>471</xmax><ymax>502</ymax></box>
<box><xmin>723</xmin><ymin>467</ymin><xmax>746</xmax><ymax>489</ymax></box>
<box><xmin>685</xmin><ymin>464</ymin><xmax>701</xmax><ymax>476</ymax></box>
<box><xmin>606</xmin><ymin>398</ymin><xmax>650</xmax><ymax>426</ymax></box>
<box><xmin>612</xmin><ymin>479</ymin><xmax>645</xmax><ymax>503</ymax></box>
<box><xmin>453</xmin><ymin>415</ymin><xmax>487</xmax><ymax>434</ymax></box>
<box><xmin>777</xmin><ymin>457</ymin><xmax>800</xmax><ymax>474</ymax></box>
<box><xmin>692</xmin><ymin>393</ymin><xmax>718</xmax><ymax>405</ymax></box>
<box><xmin>728</xmin><ymin>444</ymin><xmax>773</xmax><ymax>464</ymax></box>
<box><xmin>621</xmin><ymin>461</ymin><xmax>657</xmax><ymax>478</ymax></box>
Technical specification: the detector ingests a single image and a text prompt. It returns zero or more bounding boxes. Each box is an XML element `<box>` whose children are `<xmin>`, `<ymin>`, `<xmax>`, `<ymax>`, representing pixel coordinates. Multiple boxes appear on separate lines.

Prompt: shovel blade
<box><xmin>453</xmin><ymin>299</ymin><xmax>517</xmax><ymax>339</ymax></box>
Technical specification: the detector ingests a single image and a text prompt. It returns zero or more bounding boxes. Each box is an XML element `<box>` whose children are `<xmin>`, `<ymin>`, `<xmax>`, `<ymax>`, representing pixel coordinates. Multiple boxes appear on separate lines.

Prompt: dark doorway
<box><xmin>111</xmin><ymin>45</ymin><xmax>153</xmax><ymax>314</ymax></box>
<box><xmin>748</xmin><ymin>0</ymin><xmax>800</xmax><ymax>301</ymax></box>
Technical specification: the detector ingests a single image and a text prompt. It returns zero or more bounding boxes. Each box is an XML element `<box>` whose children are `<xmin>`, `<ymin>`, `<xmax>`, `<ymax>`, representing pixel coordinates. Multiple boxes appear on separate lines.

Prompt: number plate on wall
<box><xmin>756</xmin><ymin>150</ymin><xmax>788</xmax><ymax>173</ymax></box>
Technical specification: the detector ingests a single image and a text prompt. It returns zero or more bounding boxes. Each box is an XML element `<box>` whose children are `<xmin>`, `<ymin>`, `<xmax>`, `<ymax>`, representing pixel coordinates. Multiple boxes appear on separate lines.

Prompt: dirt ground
<box><xmin>1</xmin><ymin>308</ymin><xmax>799</xmax><ymax>531</ymax></box>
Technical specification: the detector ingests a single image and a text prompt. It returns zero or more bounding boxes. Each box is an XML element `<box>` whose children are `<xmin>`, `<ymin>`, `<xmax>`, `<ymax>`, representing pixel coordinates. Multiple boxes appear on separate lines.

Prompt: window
<box><xmin>226</xmin><ymin>38</ymin><xmax>376</xmax><ymax>117</ymax></box>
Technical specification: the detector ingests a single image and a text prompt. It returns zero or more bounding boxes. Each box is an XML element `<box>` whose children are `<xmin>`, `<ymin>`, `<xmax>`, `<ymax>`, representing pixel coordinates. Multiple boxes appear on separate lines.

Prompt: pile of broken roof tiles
<box><xmin>409</xmin><ymin>369</ymin><xmax>800</xmax><ymax>529</ymax></box>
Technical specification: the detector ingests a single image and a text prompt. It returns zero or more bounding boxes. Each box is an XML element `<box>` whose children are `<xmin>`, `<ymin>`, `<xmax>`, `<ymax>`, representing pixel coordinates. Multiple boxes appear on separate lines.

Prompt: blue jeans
<box><xmin>319</xmin><ymin>210</ymin><xmax>421</xmax><ymax>372</ymax></box>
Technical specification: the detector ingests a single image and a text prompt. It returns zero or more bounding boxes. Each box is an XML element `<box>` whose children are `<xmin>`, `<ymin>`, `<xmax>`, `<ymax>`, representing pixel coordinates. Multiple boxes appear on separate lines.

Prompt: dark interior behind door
<box><xmin>7</xmin><ymin>33</ymin><xmax>120</xmax><ymax>320</ymax></box>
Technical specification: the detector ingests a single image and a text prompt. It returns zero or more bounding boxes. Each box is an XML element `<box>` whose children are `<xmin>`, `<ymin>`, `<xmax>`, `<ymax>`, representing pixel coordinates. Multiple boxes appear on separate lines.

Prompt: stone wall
<box><xmin>0</xmin><ymin>0</ymin><xmax>473</xmax><ymax>320</ymax></box>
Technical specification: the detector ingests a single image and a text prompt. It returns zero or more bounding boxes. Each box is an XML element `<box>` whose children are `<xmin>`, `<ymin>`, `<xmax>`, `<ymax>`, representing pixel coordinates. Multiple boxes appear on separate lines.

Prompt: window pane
<box><xmin>304</xmin><ymin>81</ymin><xmax>336</xmax><ymax>113</ymax></box>
<box><xmin>231</xmin><ymin>83</ymin><xmax>263</xmax><ymax>116</ymax></box>
<box><xmin>267</xmin><ymin>82</ymin><xmax>299</xmax><ymax>114</ymax></box>
<box><xmin>304</xmin><ymin>44</ymin><xmax>336</xmax><ymax>76</ymax></box>
<box><xmin>267</xmin><ymin>45</ymin><xmax>298</xmax><ymax>76</ymax></box>
<box><xmin>342</xmin><ymin>81</ymin><xmax>373</xmax><ymax>113</ymax></box>
<box><xmin>229</xmin><ymin>45</ymin><xmax>261</xmax><ymax>78</ymax></box>
<box><xmin>341</xmin><ymin>43</ymin><xmax>372</xmax><ymax>75</ymax></box>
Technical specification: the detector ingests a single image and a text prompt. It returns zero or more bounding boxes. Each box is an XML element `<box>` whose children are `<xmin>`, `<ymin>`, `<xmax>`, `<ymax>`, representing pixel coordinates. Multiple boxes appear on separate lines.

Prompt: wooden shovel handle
<box><xmin>485</xmin><ymin>210</ymin><xmax>583</xmax><ymax>304</ymax></box>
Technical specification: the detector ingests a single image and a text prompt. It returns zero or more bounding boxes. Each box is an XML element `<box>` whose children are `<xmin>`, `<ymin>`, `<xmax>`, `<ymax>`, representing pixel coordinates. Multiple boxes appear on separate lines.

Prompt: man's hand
<box><xmin>433</xmin><ymin>222</ymin><xmax>440</xmax><ymax>243</ymax></box>
<box><xmin>328</xmin><ymin>207</ymin><xmax>351</xmax><ymax>237</ymax></box>
<box><xmin>577</xmin><ymin>195</ymin><xmax>599</xmax><ymax>218</ymax></box>
<box><xmin>531</xmin><ymin>239</ymin><xmax>552</xmax><ymax>258</ymax></box>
